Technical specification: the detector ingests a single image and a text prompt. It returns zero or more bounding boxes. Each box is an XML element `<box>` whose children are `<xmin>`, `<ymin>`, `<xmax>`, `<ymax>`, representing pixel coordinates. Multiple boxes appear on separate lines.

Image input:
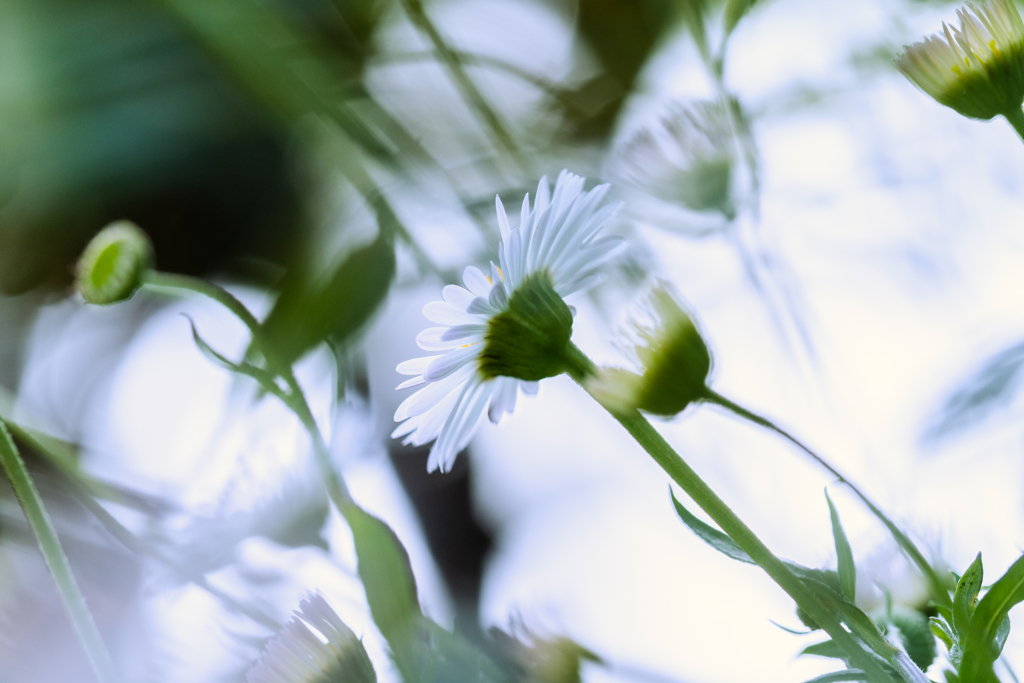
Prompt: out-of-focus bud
<box><xmin>587</xmin><ymin>282</ymin><xmax>711</xmax><ymax>416</ymax></box>
<box><xmin>895</xmin><ymin>0</ymin><xmax>1024</xmax><ymax>120</ymax></box>
<box><xmin>75</xmin><ymin>220</ymin><xmax>153</xmax><ymax>305</ymax></box>
<box><xmin>246</xmin><ymin>593</ymin><xmax>376</xmax><ymax>683</ymax></box>
<box><xmin>611</xmin><ymin>100</ymin><xmax>736</xmax><ymax>218</ymax></box>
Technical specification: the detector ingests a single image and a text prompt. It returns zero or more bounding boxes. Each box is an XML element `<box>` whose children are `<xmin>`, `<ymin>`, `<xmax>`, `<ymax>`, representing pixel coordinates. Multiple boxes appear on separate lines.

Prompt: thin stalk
<box><xmin>399</xmin><ymin>0</ymin><xmax>523</xmax><ymax>166</ymax></box>
<box><xmin>702</xmin><ymin>389</ymin><xmax>951</xmax><ymax>608</ymax></box>
<box><xmin>0</xmin><ymin>418</ymin><xmax>119</xmax><ymax>683</ymax></box>
<box><xmin>562</xmin><ymin>345</ymin><xmax>898</xmax><ymax>683</ymax></box>
<box><xmin>1003</xmin><ymin>107</ymin><xmax>1024</xmax><ymax>143</ymax></box>
<box><xmin>140</xmin><ymin>271</ymin><xmax>353</xmax><ymax>513</ymax></box>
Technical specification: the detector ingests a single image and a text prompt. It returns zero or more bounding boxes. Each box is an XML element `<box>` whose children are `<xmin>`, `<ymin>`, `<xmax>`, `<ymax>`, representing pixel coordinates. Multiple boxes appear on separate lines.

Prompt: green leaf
<box><xmin>953</xmin><ymin>554</ymin><xmax>984</xmax><ymax>638</ymax></box>
<box><xmin>802</xmin><ymin>640</ymin><xmax>846</xmax><ymax>659</ymax></box>
<box><xmin>932</xmin><ymin>617</ymin><xmax>954</xmax><ymax>649</ymax></box>
<box><xmin>187</xmin><ymin>317</ymin><xmax>289</xmax><ymax>401</ymax></box>
<box><xmin>723</xmin><ymin>0</ymin><xmax>758</xmax><ymax>36</ymax></box>
<box><xmin>260</xmin><ymin>232</ymin><xmax>395</xmax><ymax>367</ymax></box>
<box><xmin>959</xmin><ymin>553</ymin><xmax>1024</xmax><ymax>682</ymax></box>
<box><xmin>826</xmin><ymin>490</ymin><xmax>857</xmax><ymax>602</ymax></box>
<box><xmin>799</xmin><ymin>671</ymin><xmax>868</xmax><ymax>683</ymax></box>
<box><xmin>670</xmin><ymin>489</ymin><xmax>754</xmax><ymax>564</ymax></box>
<box><xmin>343</xmin><ymin>504</ymin><xmax>421</xmax><ymax>676</ymax></box>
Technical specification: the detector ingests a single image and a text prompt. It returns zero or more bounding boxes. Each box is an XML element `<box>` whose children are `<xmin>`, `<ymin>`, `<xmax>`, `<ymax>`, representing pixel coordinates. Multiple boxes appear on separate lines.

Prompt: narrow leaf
<box><xmin>959</xmin><ymin>553</ymin><xmax>1024</xmax><ymax>682</ymax></box>
<box><xmin>723</xmin><ymin>0</ymin><xmax>758</xmax><ymax>36</ymax></box>
<box><xmin>670</xmin><ymin>489</ymin><xmax>754</xmax><ymax>564</ymax></box>
<box><xmin>826</xmin><ymin>490</ymin><xmax>857</xmax><ymax>602</ymax></box>
<box><xmin>800</xmin><ymin>671</ymin><xmax>868</xmax><ymax>683</ymax></box>
<box><xmin>802</xmin><ymin>640</ymin><xmax>846</xmax><ymax>659</ymax></box>
<box><xmin>953</xmin><ymin>554</ymin><xmax>984</xmax><ymax>638</ymax></box>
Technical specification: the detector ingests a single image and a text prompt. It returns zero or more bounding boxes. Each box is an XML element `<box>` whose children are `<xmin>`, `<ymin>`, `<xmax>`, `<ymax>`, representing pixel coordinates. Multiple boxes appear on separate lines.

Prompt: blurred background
<box><xmin>2</xmin><ymin>0</ymin><xmax>1024</xmax><ymax>680</ymax></box>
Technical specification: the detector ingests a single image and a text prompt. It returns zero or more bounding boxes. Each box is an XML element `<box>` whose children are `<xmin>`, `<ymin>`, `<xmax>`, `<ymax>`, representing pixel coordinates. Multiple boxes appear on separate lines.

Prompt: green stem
<box><xmin>702</xmin><ymin>389</ymin><xmax>952</xmax><ymax>608</ymax></box>
<box><xmin>0</xmin><ymin>419</ymin><xmax>119</xmax><ymax>683</ymax></box>
<box><xmin>563</xmin><ymin>349</ymin><xmax>897</xmax><ymax>682</ymax></box>
<box><xmin>399</xmin><ymin>0</ymin><xmax>523</xmax><ymax>166</ymax></box>
<box><xmin>1003</xmin><ymin>107</ymin><xmax>1024</xmax><ymax>143</ymax></box>
<box><xmin>140</xmin><ymin>271</ymin><xmax>353</xmax><ymax>512</ymax></box>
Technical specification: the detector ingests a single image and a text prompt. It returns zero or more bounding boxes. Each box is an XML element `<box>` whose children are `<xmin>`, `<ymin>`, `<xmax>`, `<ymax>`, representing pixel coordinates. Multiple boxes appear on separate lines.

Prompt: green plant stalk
<box><xmin>1003</xmin><ymin>107</ymin><xmax>1024</xmax><ymax>143</ymax></box>
<box><xmin>0</xmin><ymin>418</ymin><xmax>120</xmax><ymax>683</ymax></box>
<box><xmin>702</xmin><ymin>389</ymin><xmax>952</xmax><ymax>608</ymax></box>
<box><xmin>141</xmin><ymin>272</ymin><xmax>354</xmax><ymax>512</ymax></box>
<box><xmin>561</xmin><ymin>346</ymin><xmax>900</xmax><ymax>683</ymax></box>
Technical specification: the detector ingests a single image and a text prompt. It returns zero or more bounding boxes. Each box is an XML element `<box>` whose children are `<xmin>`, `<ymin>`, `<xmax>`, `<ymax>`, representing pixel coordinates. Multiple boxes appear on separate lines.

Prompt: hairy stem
<box><xmin>0</xmin><ymin>418</ymin><xmax>119</xmax><ymax>683</ymax></box>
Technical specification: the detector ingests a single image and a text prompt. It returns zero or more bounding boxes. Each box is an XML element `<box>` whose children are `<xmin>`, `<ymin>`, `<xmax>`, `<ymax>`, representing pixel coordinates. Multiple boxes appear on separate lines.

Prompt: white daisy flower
<box><xmin>247</xmin><ymin>593</ymin><xmax>376</xmax><ymax>683</ymax></box>
<box><xmin>896</xmin><ymin>0</ymin><xmax>1024</xmax><ymax>120</ymax></box>
<box><xmin>393</xmin><ymin>170</ymin><xmax>623</xmax><ymax>472</ymax></box>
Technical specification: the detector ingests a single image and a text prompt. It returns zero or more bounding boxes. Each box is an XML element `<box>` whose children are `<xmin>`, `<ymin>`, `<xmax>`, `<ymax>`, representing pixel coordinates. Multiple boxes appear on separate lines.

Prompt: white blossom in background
<box><xmin>611</xmin><ymin>100</ymin><xmax>737</xmax><ymax>218</ymax></box>
<box><xmin>896</xmin><ymin>0</ymin><xmax>1024</xmax><ymax>120</ymax></box>
<box><xmin>392</xmin><ymin>170</ymin><xmax>623</xmax><ymax>472</ymax></box>
<box><xmin>247</xmin><ymin>593</ymin><xmax>377</xmax><ymax>683</ymax></box>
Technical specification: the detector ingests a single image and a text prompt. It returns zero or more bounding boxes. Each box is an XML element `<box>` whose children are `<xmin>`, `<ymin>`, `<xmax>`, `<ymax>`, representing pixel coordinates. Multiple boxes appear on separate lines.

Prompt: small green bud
<box><xmin>479</xmin><ymin>270</ymin><xmax>575</xmax><ymax>382</ymax></box>
<box><xmin>75</xmin><ymin>221</ymin><xmax>152</xmax><ymax>305</ymax></box>
<box><xmin>880</xmin><ymin>607</ymin><xmax>938</xmax><ymax>672</ymax></box>
<box><xmin>588</xmin><ymin>283</ymin><xmax>711</xmax><ymax>416</ymax></box>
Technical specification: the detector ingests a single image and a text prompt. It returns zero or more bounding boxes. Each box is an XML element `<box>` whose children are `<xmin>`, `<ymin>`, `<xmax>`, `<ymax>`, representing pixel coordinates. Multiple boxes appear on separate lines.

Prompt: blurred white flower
<box><xmin>611</xmin><ymin>101</ymin><xmax>737</xmax><ymax>218</ymax></box>
<box><xmin>247</xmin><ymin>593</ymin><xmax>377</xmax><ymax>683</ymax></box>
<box><xmin>392</xmin><ymin>170</ymin><xmax>623</xmax><ymax>472</ymax></box>
<box><xmin>896</xmin><ymin>0</ymin><xmax>1024</xmax><ymax>120</ymax></box>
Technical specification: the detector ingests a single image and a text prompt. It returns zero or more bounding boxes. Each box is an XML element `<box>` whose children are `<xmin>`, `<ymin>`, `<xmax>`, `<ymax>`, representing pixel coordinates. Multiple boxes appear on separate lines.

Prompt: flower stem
<box><xmin>1004</xmin><ymin>107</ymin><xmax>1024</xmax><ymax>143</ymax></box>
<box><xmin>701</xmin><ymin>388</ymin><xmax>952</xmax><ymax>608</ymax></box>
<box><xmin>140</xmin><ymin>271</ymin><xmax>353</xmax><ymax>511</ymax></box>
<box><xmin>563</xmin><ymin>349</ymin><xmax>898</xmax><ymax>682</ymax></box>
<box><xmin>0</xmin><ymin>418</ymin><xmax>119</xmax><ymax>683</ymax></box>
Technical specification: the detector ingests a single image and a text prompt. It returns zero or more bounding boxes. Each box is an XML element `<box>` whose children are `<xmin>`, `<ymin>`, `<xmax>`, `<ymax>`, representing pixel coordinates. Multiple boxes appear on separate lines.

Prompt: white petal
<box><xmin>397</xmin><ymin>356</ymin><xmax>439</xmax><ymax>375</ymax></box>
<box><xmin>442</xmin><ymin>284</ymin><xmax>476</xmax><ymax>310</ymax></box>
<box><xmin>521</xmin><ymin>381</ymin><xmax>539</xmax><ymax>395</ymax></box>
<box><xmin>394</xmin><ymin>363</ymin><xmax>475</xmax><ymax>421</ymax></box>
<box><xmin>416</xmin><ymin>327</ymin><xmax>462</xmax><ymax>351</ymax></box>
<box><xmin>396</xmin><ymin>375</ymin><xmax>426</xmax><ymax>390</ymax></box>
<box><xmin>488</xmin><ymin>377</ymin><xmax>518</xmax><ymax>423</ymax></box>
<box><xmin>430</xmin><ymin>379</ymin><xmax>492</xmax><ymax>472</ymax></box>
<box><xmin>495</xmin><ymin>195</ymin><xmax>511</xmax><ymax>242</ymax></box>
<box><xmin>424</xmin><ymin>344</ymin><xmax>481</xmax><ymax>382</ymax></box>
<box><xmin>442</xmin><ymin>324</ymin><xmax>487</xmax><ymax>342</ymax></box>
<box><xmin>463</xmin><ymin>266</ymin><xmax>492</xmax><ymax>297</ymax></box>
<box><xmin>423</xmin><ymin>301</ymin><xmax>483</xmax><ymax>326</ymax></box>
<box><xmin>468</xmin><ymin>296</ymin><xmax>499</xmax><ymax>316</ymax></box>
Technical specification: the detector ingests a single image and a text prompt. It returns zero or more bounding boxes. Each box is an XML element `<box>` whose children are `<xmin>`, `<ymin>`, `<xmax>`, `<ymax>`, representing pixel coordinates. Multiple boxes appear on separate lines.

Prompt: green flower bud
<box><xmin>479</xmin><ymin>270</ymin><xmax>576</xmax><ymax>382</ymax></box>
<box><xmin>896</xmin><ymin>0</ymin><xmax>1024</xmax><ymax>120</ymax></box>
<box><xmin>880</xmin><ymin>607</ymin><xmax>938</xmax><ymax>673</ymax></box>
<box><xmin>588</xmin><ymin>283</ymin><xmax>711</xmax><ymax>416</ymax></box>
<box><xmin>75</xmin><ymin>221</ymin><xmax>152</xmax><ymax>305</ymax></box>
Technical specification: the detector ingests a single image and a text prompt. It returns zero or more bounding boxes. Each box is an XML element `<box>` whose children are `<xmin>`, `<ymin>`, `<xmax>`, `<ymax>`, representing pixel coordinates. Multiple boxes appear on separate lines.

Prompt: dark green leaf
<box><xmin>260</xmin><ymin>232</ymin><xmax>395</xmax><ymax>366</ymax></box>
<box><xmin>826</xmin><ymin>490</ymin><xmax>856</xmax><ymax>602</ymax></box>
<box><xmin>802</xmin><ymin>640</ymin><xmax>846</xmax><ymax>659</ymax></box>
<box><xmin>799</xmin><ymin>671</ymin><xmax>868</xmax><ymax>683</ymax></box>
<box><xmin>959</xmin><ymin>553</ymin><xmax>1024</xmax><ymax>682</ymax></box>
<box><xmin>670</xmin><ymin>489</ymin><xmax>754</xmax><ymax>564</ymax></box>
<box><xmin>953</xmin><ymin>554</ymin><xmax>984</xmax><ymax>637</ymax></box>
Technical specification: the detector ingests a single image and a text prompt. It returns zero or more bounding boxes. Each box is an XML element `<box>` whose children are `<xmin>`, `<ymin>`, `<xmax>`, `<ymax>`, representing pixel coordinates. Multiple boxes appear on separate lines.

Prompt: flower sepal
<box><xmin>478</xmin><ymin>270</ymin><xmax>576</xmax><ymax>382</ymax></box>
<box><xmin>75</xmin><ymin>220</ymin><xmax>153</xmax><ymax>305</ymax></box>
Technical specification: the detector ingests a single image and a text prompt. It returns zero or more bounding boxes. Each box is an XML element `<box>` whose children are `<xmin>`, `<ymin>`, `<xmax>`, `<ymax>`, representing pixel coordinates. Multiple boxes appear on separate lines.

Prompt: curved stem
<box><xmin>0</xmin><ymin>419</ymin><xmax>119</xmax><ymax>683</ymax></box>
<box><xmin>702</xmin><ymin>389</ymin><xmax>951</xmax><ymax>608</ymax></box>
<box><xmin>1003</xmin><ymin>107</ymin><xmax>1024</xmax><ymax>143</ymax></box>
<box><xmin>140</xmin><ymin>272</ymin><xmax>352</xmax><ymax>510</ymax></box>
<box><xmin>563</xmin><ymin>348</ymin><xmax>898</xmax><ymax>682</ymax></box>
